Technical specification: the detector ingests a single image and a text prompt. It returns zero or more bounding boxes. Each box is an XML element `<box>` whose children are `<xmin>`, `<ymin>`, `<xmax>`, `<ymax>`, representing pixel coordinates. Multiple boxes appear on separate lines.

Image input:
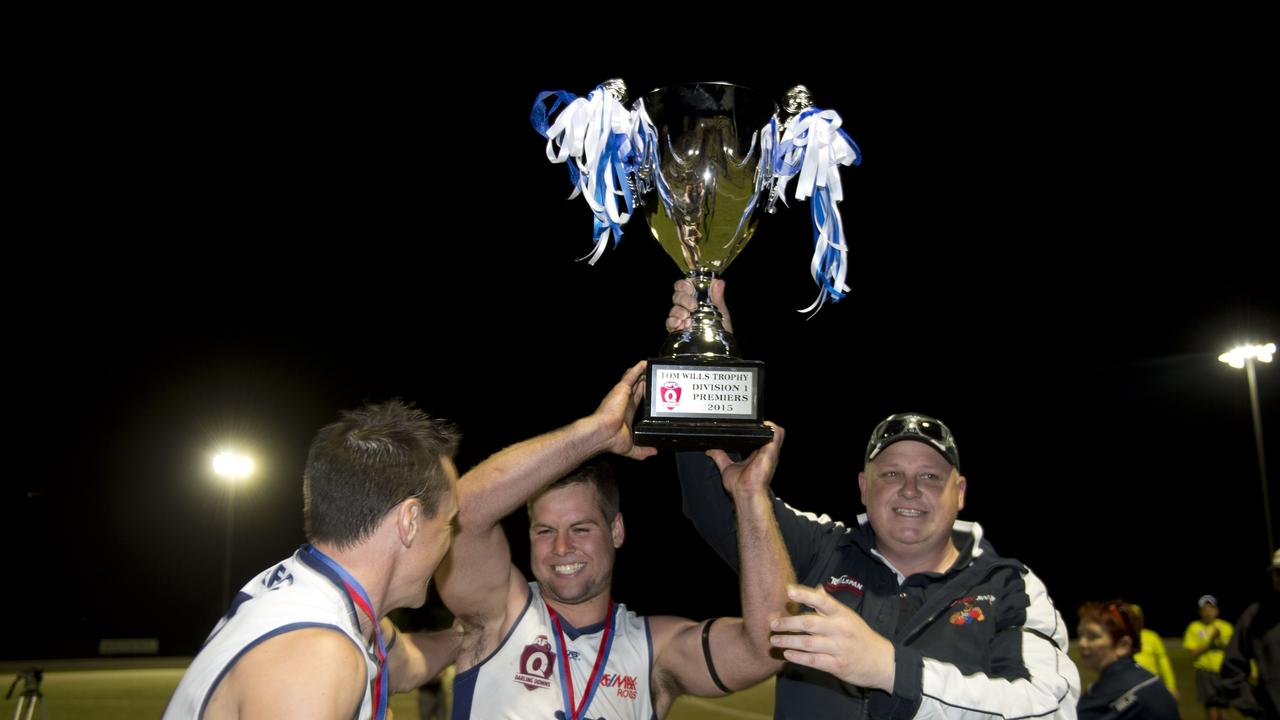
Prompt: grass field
<box><xmin>0</xmin><ymin>640</ymin><xmax>1254</xmax><ymax>719</ymax></box>
<box><xmin>0</xmin><ymin>660</ymin><xmax>768</xmax><ymax>719</ymax></box>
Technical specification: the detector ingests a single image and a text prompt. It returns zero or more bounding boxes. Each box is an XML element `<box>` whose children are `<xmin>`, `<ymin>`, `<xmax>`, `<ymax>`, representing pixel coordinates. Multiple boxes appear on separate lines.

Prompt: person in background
<box><xmin>1131</xmin><ymin>604</ymin><xmax>1178</xmax><ymax>699</ymax></box>
<box><xmin>1220</xmin><ymin>550</ymin><xmax>1280</xmax><ymax>719</ymax></box>
<box><xmin>1185</xmin><ymin>594</ymin><xmax>1234</xmax><ymax>720</ymax></box>
<box><xmin>1077</xmin><ymin>600</ymin><xmax>1179</xmax><ymax>720</ymax></box>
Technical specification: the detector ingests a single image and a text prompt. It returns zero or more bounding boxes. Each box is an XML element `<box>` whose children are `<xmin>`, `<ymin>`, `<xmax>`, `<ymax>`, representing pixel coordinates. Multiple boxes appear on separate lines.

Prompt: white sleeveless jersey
<box><xmin>452</xmin><ymin>583</ymin><xmax>656</xmax><ymax>720</ymax></box>
<box><xmin>164</xmin><ymin>547</ymin><xmax>380</xmax><ymax>719</ymax></box>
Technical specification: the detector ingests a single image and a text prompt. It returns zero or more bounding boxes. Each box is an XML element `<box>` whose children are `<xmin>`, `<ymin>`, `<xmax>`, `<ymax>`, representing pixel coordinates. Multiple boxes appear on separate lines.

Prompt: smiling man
<box><xmin>431</xmin><ymin>361</ymin><xmax>796</xmax><ymax>719</ymax></box>
<box><xmin>679</xmin><ymin>409</ymin><xmax>1081</xmax><ymax>719</ymax></box>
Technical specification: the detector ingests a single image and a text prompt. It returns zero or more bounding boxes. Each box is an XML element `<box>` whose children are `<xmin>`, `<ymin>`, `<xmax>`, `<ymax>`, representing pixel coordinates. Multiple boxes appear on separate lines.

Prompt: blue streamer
<box><xmin>770</xmin><ymin>106</ymin><xmax>860</xmax><ymax>310</ymax></box>
<box><xmin>532</xmin><ymin>90</ymin><xmax>583</xmax><ymax>188</ymax></box>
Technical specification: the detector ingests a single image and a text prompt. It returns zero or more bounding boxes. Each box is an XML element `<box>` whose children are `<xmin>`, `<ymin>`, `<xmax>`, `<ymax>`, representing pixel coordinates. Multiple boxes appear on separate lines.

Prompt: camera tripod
<box><xmin>4</xmin><ymin>668</ymin><xmax>43</xmax><ymax>720</ymax></box>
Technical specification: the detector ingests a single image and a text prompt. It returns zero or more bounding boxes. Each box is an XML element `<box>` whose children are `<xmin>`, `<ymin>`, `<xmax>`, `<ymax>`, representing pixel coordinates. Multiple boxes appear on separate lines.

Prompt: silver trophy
<box><xmin>532</xmin><ymin>80</ymin><xmax>857</xmax><ymax>449</ymax></box>
<box><xmin>632</xmin><ymin>82</ymin><xmax>778</xmax><ymax>449</ymax></box>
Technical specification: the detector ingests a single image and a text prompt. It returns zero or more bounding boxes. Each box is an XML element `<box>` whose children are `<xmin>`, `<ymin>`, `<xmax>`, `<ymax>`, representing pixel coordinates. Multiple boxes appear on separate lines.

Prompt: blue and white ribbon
<box><xmin>531</xmin><ymin>86</ymin><xmax>644</xmax><ymax>264</ymax></box>
<box><xmin>532</xmin><ymin>85</ymin><xmax>861</xmax><ymax>312</ymax></box>
<box><xmin>773</xmin><ymin>108</ymin><xmax>861</xmax><ymax>312</ymax></box>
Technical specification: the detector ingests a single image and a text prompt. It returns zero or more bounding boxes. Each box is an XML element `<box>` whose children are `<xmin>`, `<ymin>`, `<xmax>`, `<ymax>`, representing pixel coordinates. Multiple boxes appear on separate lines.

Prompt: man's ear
<box><xmin>397</xmin><ymin>498</ymin><xmax>421</xmax><ymax>547</ymax></box>
<box><xmin>611</xmin><ymin>512</ymin><xmax>625</xmax><ymax>549</ymax></box>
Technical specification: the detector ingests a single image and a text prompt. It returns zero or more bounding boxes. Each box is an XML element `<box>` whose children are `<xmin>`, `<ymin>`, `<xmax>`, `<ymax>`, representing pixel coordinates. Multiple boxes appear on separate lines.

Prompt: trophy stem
<box><xmin>660</xmin><ymin>270</ymin><xmax>740</xmax><ymax>359</ymax></box>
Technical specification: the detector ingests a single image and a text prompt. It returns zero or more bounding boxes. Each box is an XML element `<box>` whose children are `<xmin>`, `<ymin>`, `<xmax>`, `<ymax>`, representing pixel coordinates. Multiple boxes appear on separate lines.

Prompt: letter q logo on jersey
<box><xmin>513</xmin><ymin>635</ymin><xmax>556</xmax><ymax>691</ymax></box>
<box><xmin>660</xmin><ymin>381</ymin><xmax>682</xmax><ymax>410</ymax></box>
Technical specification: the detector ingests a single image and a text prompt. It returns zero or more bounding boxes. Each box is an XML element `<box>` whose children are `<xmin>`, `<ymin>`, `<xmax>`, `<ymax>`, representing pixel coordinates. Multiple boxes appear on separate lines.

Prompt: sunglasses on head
<box><xmin>1107</xmin><ymin>602</ymin><xmax>1138</xmax><ymax>642</ymax></box>
<box><xmin>871</xmin><ymin>416</ymin><xmax>954</xmax><ymax>445</ymax></box>
<box><xmin>866</xmin><ymin>412</ymin><xmax>960</xmax><ymax>467</ymax></box>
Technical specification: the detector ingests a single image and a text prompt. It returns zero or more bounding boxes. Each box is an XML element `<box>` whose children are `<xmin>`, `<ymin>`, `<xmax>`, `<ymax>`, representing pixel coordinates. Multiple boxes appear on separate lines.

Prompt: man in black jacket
<box><xmin>668</xmin><ymin>279</ymin><xmax>1081</xmax><ymax>720</ymax></box>
<box><xmin>1221</xmin><ymin>549</ymin><xmax>1280</xmax><ymax>719</ymax></box>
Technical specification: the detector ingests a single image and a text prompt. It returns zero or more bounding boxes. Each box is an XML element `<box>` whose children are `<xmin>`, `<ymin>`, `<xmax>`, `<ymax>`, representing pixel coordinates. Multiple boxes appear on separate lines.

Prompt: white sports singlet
<box><xmin>452</xmin><ymin>583</ymin><xmax>656</xmax><ymax>720</ymax></box>
<box><xmin>164</xmin><ymin>546</ymin><xmax>382</xmax><ymax>719</ymax></box>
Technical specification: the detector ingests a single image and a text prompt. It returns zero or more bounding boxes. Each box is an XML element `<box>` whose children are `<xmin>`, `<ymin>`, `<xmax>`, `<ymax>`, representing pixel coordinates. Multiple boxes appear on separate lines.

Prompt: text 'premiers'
<box><xmin>651</xmin><ymin>367</ymin><xmax>756</xmax><ymax>418</ymax></box>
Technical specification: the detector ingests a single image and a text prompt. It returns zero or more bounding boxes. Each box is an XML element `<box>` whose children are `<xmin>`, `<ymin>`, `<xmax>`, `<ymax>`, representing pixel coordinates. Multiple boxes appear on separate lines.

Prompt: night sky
<box><xmin>7</xmin><ymin>43</ymin><xmax>1276</xmax><ymax>660</ymax></box>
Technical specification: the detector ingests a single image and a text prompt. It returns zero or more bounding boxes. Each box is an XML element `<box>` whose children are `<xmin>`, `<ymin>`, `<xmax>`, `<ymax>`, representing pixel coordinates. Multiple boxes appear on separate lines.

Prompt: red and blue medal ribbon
<box><xmin>547</xmin><ymin>600</ymin><xmax>616</xmax><ymax>720</ymax></box>
<box><xmin>306</xmin><ymin>545</ymin><xmax>388</xmax><ymax>720</ymax></box>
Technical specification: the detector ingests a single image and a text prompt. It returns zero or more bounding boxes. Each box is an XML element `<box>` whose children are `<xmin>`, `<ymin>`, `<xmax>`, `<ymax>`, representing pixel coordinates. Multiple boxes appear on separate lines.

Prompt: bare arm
<box><xmin>706</xmin><ymin>422</ymin><xmax>794</xmax><ymax>686</ymax></box>
<box><xmin>435</xmin><ymin>362</ymin><xmax>654</xmax><ymax>643</ymax></box>
<box><xmin>383</xmin><ymin>619</ymin><xmax>464</xmax><ymax>693</ymax></box>
<box><xmin>651</xmin><ymin>425</ymin><xmax>793</xmax><ymax>710</ymax></box>
<box><xmin>207</xmin><ymin>628</ymin><xmax>367</xmax><ymax>720</ymax></box>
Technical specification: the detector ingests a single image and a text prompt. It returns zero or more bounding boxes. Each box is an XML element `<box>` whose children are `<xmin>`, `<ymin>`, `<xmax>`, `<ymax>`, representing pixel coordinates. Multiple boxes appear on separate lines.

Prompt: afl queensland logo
<box><xmin>514</xmin><ymin>635</ymin><xmax>555</xmax><ymax>691</ymax></box>
<box><xmin>660</xmin><ymin>381</ymin><xmax>683</xmax><ymax>410</ymax></box>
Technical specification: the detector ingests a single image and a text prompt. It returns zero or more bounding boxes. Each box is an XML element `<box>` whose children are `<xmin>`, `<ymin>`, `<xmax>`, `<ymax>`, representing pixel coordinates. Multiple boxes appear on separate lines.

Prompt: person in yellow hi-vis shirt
<box><xmin>1131</xmin><ymin>604</ymin><xmax>1178</xmax><ymax>699</ymax></box>
<box><xmin>1184</xmin><ymin>594</ymin><xmax>1234</xmax><ymax>720</ymax></box>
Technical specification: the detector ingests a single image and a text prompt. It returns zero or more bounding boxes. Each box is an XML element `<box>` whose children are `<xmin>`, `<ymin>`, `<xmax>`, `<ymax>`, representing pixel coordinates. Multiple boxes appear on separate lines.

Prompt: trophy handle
<box><xmin>660</xmin><ymin>270</ymin><xmax>740</xmax><ymax>359</ymax></box>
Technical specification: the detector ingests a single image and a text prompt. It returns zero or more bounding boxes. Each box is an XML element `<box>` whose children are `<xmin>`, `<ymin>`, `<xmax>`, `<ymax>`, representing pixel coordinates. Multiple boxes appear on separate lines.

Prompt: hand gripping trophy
<box><xmin>531</xmin><ymin>80</ymin><xmax>860</xmax><ymax>450</ymax></box>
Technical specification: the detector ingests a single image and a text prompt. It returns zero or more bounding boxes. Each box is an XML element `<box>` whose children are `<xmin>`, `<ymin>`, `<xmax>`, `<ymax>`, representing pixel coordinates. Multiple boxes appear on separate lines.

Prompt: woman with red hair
<box><xmin>1076</xmin><ymin>600</ymin><xmax>1180</xmax><ymax>720</ymax></box>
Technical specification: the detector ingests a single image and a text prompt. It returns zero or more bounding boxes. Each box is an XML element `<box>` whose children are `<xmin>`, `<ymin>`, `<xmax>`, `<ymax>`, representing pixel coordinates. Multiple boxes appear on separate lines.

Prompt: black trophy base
<box><xmin>634</xmin><ymin>356</ymin><xmax>773</xmax><ymax>452</ymax></box>
<box><xmin>633</xmin><ymin>418</ymin><xmax>774</xmax><ymax>451</ymax></box>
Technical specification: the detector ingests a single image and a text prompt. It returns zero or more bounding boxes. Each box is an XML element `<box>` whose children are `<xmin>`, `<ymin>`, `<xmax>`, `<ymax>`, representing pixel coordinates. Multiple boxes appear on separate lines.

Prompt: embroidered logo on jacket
<box><xmin>823</xmin><ymin>574</ymin><xmax>865</xmax><ymax>596</ymax></box>
<box><xmin>949</xmin><ymin>606</ymin><xmax>986</xmax><ymax>624</ymax></box>
<box><xmin>948</xmin><ymin>595</ymin><xmax>994</xmax><ymax>625</ymax></box>
<box><xmin>601</xmin><ymin>672</ymin><xmax>638</xmax><ymax>699</ymax></box>
<box><xmin>514</xmin><ymin>635</ymin><xmax>555</xmax><ymax>690</ymax></box>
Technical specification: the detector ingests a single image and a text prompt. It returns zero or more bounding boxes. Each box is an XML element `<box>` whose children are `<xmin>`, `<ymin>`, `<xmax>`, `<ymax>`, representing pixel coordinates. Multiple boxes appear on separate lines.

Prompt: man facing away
<box><xmin>1221</xmin><ymin>553</ymin><xmax>1280</xmax><ymax>720</ymax></box>
<box><xmin>166</xmin><ymin>400</ymin><xmax>466</xmax><ymax>719</ymax></box>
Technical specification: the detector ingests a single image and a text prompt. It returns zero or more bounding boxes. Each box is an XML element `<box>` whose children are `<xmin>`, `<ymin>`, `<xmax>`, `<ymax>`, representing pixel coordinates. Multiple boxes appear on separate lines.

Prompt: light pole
<box><xmin>1219</xmin><ymin>342</ymin><xmax>1275</xmax><ymax>554</ymax></box>
<box><xmin>212</xmin><ymin>450</ymin><xmax>254</xmax><ymax>607</ymax></box>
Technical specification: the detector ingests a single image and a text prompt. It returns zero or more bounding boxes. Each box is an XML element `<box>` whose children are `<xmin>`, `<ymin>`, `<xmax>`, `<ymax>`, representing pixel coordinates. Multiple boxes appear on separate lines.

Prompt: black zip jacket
<box><xmin>1221</xmin><ymin>595</ymin><xmax>1280</xmax><ymax>719</ymax></box>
